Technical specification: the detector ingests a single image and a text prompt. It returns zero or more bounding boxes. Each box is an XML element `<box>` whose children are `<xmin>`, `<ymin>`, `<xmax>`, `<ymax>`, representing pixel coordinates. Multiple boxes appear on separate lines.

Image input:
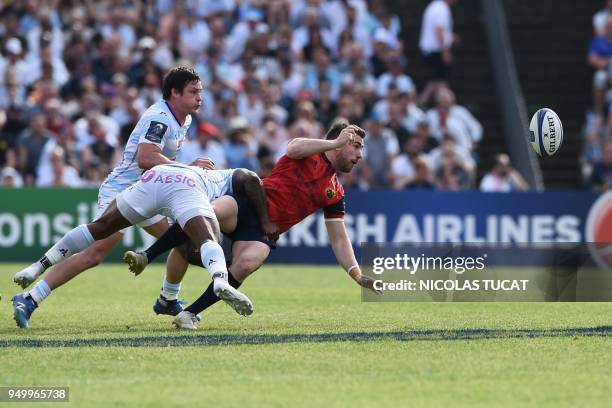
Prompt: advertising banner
<box><xmin>0</xmin><ymin>189</ymin><xmax>608</xmax><ymax>264</ymax></box>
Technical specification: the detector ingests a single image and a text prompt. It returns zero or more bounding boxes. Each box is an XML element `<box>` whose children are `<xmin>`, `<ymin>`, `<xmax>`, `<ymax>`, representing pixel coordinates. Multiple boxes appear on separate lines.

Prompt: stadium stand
<box><xmin>0</xmin><ymin>0</ymin><xmax>494</xmax><ymax>191</ymax></box>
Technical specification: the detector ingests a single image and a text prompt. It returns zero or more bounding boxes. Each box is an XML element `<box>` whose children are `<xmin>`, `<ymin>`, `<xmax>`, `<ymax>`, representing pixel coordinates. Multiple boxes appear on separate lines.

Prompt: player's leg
<box><xmin>124</xmin><ymin>196</ymin><xmax>239</xmax><ymax>275</ymax></box>
<box><xmin>12</xmin><ymin>202</ymin><xmax>133</xmax><ymax>328</ymax></box>
<box><xmin>183</xmin><ymin>240</ymin><xmax>270</xmax><ymax>318</ymax></box>
<box><xmin>151</xmin><ymin>248</ymin><xmax>190</xmax><ymax>316</ymax></box>
<box><xmin>124</xmin><ymin>196</ymin><xmax>240</xmax><ymax>316</ymax></box>
<box><xmin>153</xmin><ymin>195</ymin><xmax>239</xmax><ymax>310</ymax></box>
<box><xmin>14</xmin><ymin>200</ymin><xmax>131</xmax><ymax>286</ymax></box>
<box><xmin>43</xmin><ymin>233</ymin><xmax>123</xmax><ymax>291</ymax></box>
<box><xmin>172</xmin><ymin>215</ymin><xmax>253</xmax><ymax>329</ymax></box>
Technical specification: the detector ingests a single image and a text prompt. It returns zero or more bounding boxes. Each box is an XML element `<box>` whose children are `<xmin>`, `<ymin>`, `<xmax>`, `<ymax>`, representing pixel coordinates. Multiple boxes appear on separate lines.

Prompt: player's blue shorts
<box><xmin>226</xmin><ymin>190</ymin><xmax>277</xmax><ymax>249</ymax></box>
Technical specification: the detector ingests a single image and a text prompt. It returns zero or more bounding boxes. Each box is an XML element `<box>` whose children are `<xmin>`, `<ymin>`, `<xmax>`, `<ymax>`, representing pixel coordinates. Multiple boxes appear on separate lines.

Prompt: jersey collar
<box><xmin>164</xmin><ymin>100</ymin><xmax>185</xmax><ymax>127</ymax></box>
<box><xmin>320</xmin><ymin>152</ymin><xmax>335</xmax><ymax>172</ymax></box>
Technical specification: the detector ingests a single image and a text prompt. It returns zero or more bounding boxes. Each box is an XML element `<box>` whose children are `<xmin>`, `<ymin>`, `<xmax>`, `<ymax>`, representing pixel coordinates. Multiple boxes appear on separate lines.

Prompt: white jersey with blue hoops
<box><xmin>101</xmin><ymin>100</ymin><xmax>191</xmax><ymax>193</ymax></box>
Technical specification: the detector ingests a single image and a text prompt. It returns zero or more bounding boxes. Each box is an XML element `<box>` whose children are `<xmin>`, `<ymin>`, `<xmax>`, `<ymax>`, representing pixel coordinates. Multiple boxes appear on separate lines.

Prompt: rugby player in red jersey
<box><xmin>124</xmin><ymin>119</ymin><xmax>379</xmax><ymax>329</ymax></box>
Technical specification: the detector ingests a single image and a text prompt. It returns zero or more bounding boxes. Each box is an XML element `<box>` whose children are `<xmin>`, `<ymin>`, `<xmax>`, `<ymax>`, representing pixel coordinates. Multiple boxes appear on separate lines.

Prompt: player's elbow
<box><xmin>136</xmin><ymin>151</ymin><xmax>151</xmax><ymax>170</ymax></box>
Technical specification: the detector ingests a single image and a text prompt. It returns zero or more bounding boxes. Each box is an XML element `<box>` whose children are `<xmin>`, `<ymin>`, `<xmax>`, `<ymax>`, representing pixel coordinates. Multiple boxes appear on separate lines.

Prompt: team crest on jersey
<box><xmin>145</xmin><ymin>121</ymin><xmax>168</xmax><ymax>143</ymax></box>
<box><xmin>326</xmin><ymin>187</ymin><xmax>336</xmax><ymax>199</ymax></box>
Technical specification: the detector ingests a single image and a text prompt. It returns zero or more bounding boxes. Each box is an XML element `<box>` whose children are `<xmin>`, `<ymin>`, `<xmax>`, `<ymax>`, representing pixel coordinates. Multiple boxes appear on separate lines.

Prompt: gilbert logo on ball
<box><xmin>585</xmin><ymin>191</ymin><xmax>612</xmax><ymax>269</ymax></box>
<box><xmin>528</xmin><ymin>108</ymin><xmax>563</xmax><ymax>156</ymax></box>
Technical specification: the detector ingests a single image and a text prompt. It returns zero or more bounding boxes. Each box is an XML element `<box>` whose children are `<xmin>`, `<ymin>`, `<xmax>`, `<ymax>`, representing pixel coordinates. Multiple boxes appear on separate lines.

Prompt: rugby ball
<box><xmin>528</xmin><ymin>108</ymin><xmax>563</xmax><ymax>156</ymax></box>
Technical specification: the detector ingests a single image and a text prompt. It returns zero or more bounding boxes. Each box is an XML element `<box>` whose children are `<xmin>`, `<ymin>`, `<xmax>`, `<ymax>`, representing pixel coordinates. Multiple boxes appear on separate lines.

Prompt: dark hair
<box><xmin>162</xmin><ymin>66</ymin><xmax>200</xmax><ymax>100</ymax></box>
<box><xmin>324</xmin><ymin>118</ymin><xmax>366</xmax><ymax>140</ymax></box>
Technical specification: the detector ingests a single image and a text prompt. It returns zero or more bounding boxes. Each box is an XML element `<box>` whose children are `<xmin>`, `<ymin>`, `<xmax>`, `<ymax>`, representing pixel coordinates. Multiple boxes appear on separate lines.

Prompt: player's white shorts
<box><xmin>115</xmin><ymin>167</ymin><xmax>215</xmax><ymax>229</ymax></box>
<box><xmin>95</xmin><ymin>184</ymin><xmax>165</xmax><ymax>229</ymax></box>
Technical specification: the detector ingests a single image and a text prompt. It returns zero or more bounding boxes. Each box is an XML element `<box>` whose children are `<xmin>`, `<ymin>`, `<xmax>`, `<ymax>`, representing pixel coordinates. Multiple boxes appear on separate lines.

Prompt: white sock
<box><xmin>200</xmin><ymin>241</ymin><xmax>228</xmax><ymax>282</ymax></box>
<box><xmin>44</xmin><ymin>224</ymin><xmax>94</xmax><ymax>266</ymax></box>
<box><xmin>28</xmin><ymin>280</ymin><xmax>51</xmax><ymax>305</ymax></box>
<box><xmin>161</xmin><ymin>278</ymin><xmax>181</xmax><ymax>301</ymax></box>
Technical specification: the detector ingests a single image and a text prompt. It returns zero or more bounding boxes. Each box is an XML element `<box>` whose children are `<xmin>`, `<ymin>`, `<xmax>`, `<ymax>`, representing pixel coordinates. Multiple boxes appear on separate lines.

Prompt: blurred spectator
<box><xmin>341</xmin><ymin>58</ymin><xmax>376</xmax><ymax>101</ymax></box>
<box><xmin>128</xmin><ymin>37</ymin><xmax>164</xmax><ymax>88</ymax></box>
<box><xmin>0</xmin><ymin>37</ymin><xmax>36</xmax><ymax>91</ymax></box>
<box><xmin>224</xmin><ymin>117</ymin><xmax>258</xmax><ymax>170</ymax></box>
<box><xmin>588</xmin><ymin>15</ymin><xmax>612</xmax><ymax>117</ymax></box>
<box><xmin>376</xmin><ymin>54</ymin><xmax>415</xmax><ymax>98</ymax></box>
<box><xmin>582</xmin><ymin>124</ymin><xmax>604</xmax><ymax>180</ymax></box>
<box><xmin>412</xmin><ymin>120</ymin><xmax>439</xmax><ymax>153</ymax></box>
<box><xmin>428</xmin><ymin>133</ymin><xmax>475</xmax><ymax>176</ymax></box>
<box><xmin>419</xmin><ymin>0</ymin><xmax>457</xmax><ymax>107</ymax></box>
<box><xmin>0</xmin><ymin>166</ymin><xmax>23</xmax><ymax>187</ymax></box>
<box><xmin>434</xmin><ymin>88</ymin><xmax>482</xmax><ymax>146</ymax></box>
<box><xmin>314</xmin><ymin>80</ymin><xmax>337</xmax><ymax>128</ymax></box>
<box><xmin>434</xmin><ymin>148</ymin><xmax>471</xmax><ymax>190</ymax></box>
<box><xmin>17</xmin><ymin>113</ymin><xmax>55</xmax><ymax>185</ymax></box>
<box><xmin>406</xmin><ymin>158</ymin><xmax>435</xmax><ymax>190</ymax></box>
<box><xmin>256</xmin><ymin>115</ymin><xmax>290</xmax><ymax>161</ymax></box>
<box><xmin>82</xmin><ymin>117</ymin><xmax>116</xmax><ymax>170</ymax></box>
<box><xmin>590</xmin><ymin>140</ymin><xmax>612</xmax><ymax>191</ymax></box>
<box><xmin>0</xmin><ymin>110</ymin><xmax>14</xmax><ymax>168</ymax></box>
<box><xmin>390</xmin><ymin>137</ymin><xmax>420</xmax><ymax>190</ymax></box>
<box><xmin>289</xmin><ymin>101</ymin><xmax>324</xmax><ymax>140</ymax></box>
<box><xmin>303</xmin><ymin>47</ymin><xmax>341</xmax><ymax>101</ymax></box>
<box><xmin>36</xmin><ymin>146</ymin><xmax>82</xmax><ymax>187</ymax></box>
<box><xmin>480</xmin><ymin>154</ymin><xmax>529</xmax><ymax>192</ymax></box>
<box><xmin>178</xmin><ymin>11</ymin><xmax>211</xmax><ymax>61</ymax></box>
<box><xmin>386</xmin><ymin>102</ymin><xmax>411</xmax><ymax>147</ymax></box>
<box><xmin>178</xmin><ymin>122</ymin><xmax>227</xmax><ymax>169</ymax></box>
<box><xmin>426</xmin><ymin>89</ymin><xmax>474</xmax><ymax>150</ymax></box>
<box><xmin>226</xmin><ymin>7</ymin><xmax>263</xmax><ymax>62</ymax></box>
<box><xmin>291</xmin><ymin>6</ymin><xmax>335</xmax><ymax>59</ymax></box>
<box><xmin>362</xmin><ymin>113</ymin><xmax>399</xmax><ymax>188</ymax></box>
<box><xmin>594</xmin><ymin>0</ymin><xmax>612</xmax><ymax>36</ymax></box>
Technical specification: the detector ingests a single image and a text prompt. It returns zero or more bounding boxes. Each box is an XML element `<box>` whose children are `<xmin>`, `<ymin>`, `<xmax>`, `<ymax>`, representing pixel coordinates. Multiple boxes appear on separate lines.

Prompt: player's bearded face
<box><xmin>337</xmin><ymin>137</ymin><xmax>364</xmax><ymax>172</ymax></box>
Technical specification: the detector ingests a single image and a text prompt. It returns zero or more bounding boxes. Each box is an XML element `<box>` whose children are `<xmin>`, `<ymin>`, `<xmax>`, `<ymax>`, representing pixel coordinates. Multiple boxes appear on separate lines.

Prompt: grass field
<box><xmin>0</xmin><ymin>262</ymin><xmax>610</xmax><ymax>407</ymax></box>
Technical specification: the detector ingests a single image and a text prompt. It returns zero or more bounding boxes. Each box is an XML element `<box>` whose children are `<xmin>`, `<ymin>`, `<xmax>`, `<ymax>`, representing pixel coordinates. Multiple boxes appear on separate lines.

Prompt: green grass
<box><xmin>0</xmin><ymin>263</ymin><xmax>610</xmax><ymax>407</ymax></box>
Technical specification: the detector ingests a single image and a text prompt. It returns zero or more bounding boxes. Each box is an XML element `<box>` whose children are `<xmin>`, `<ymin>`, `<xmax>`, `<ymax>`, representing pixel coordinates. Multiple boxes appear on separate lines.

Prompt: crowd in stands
<box><xmin>0</xmin><ymin>0</ymin><xmax>486</xmax><ymax>191</ymax></box>
<box><xmin>586</xmin><ymin>0</ymin><xmax>612</xmax><ymax>191</ymax></box>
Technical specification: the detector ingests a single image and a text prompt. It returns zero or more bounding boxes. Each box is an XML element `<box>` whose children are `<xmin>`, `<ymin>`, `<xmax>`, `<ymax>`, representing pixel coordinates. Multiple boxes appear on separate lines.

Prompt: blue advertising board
<box><xmin>267</xmin><ymin>190</ymin><xmax>604</xmax><ymax>264</ymax></box>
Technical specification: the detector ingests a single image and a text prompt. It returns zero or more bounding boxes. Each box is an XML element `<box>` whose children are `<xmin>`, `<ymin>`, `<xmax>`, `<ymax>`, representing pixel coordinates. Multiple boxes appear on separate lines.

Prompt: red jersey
<box><xmin>263</xmin><ymin>153</ymin><xmax>345</xmax><ymax>233</ymax></box>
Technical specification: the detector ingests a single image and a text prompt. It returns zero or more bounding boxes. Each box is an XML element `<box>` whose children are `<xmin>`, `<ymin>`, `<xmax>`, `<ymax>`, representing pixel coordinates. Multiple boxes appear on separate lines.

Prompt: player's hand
<box><xmin>262</xmin><ymin>220</ymin><xmax>280</xmax><ymax>242</ymax></box>
<box><xmin>334</xmin><ymin>127</ymin><xmax>356</xmax><ymax>148</ymax></box>
<box><xmin>190</xmin><ymin>157</ymin><xmax>215</xmax><ymax>170</ymax></box>
<box><xmin>353</xmin><ymin>273</ymin><xmax>382</xmax><ymax>294</ymax></box>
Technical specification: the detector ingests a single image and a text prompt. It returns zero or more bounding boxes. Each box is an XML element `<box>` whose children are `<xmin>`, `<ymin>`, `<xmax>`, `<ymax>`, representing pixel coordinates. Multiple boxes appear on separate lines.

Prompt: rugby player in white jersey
<box><xmin>11</xmin><ymin>66</ymin><xmax>211</xmax><ymax>328</ymax></box>
<box><xmin>12</xmin><ymin>163</ymin><xmax>278</xmax><ymax>328</ymax></box>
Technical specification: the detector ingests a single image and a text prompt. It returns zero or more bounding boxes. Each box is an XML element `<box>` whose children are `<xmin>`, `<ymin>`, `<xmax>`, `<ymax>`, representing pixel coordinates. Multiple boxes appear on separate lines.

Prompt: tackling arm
<box><xmin>137</xmin><ymin>143</ymin><xmax>175</xmax><ymax>170</ymax></box>
<box><xmin>325</xmin><ymin>219</ymin><xmax>381</xmax><ymax>293</ymax></box>
<box><xmin>137</xmin><ymin>142</ymin><xmax>215</xmax><ymax>171</ymax></box>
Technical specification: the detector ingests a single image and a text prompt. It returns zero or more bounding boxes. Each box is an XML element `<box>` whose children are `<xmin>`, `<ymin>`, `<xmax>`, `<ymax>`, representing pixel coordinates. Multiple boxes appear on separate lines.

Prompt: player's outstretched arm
<box><xmin>325</xmin><ymin>219</ymin><xmax>381</xmax><ymax>294</ymax></box>
<box><xmin>286</xmin><ymin>126</ymin><xmax>358</xmax><ymax>159</ymax></box>
<box><xmin>232</xmin><ymin>169</ymin><xmax>279</xmax><ymax>241</ymax></box>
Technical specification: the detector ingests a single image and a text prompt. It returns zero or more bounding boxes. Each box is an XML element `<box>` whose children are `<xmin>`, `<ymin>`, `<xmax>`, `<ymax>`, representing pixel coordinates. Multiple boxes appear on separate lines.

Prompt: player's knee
<box><xmin>82</xmin><ymin>245</ymin><xmax>108</xmax><ymax>268</ymax></box>
<box><xmin>232</xmin><ymin>255</ymin><xmax>263</xmax><ymax>277</ymax></box>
